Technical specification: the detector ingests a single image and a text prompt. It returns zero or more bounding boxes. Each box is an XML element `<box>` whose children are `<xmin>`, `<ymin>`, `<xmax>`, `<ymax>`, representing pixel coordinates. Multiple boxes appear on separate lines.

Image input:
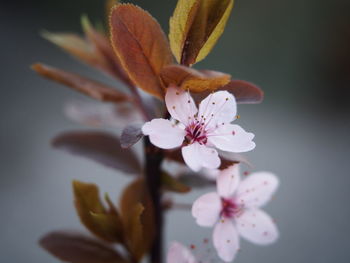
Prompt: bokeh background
<box><xmin>1</xmin><ymin>0</ymin><xmax>350</xmax><ymax>262</ymax></box>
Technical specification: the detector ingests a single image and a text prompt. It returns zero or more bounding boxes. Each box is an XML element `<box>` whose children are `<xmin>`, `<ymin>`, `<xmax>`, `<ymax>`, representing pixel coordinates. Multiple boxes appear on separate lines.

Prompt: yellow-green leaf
<box><xmin>169</xmin><ymin>0</ymin><xmax>234</xmax><ymax>65</ymax></box>
<box><xmin>110</xmin><ymin>4</ymin><xmax>173</xmax><ymax>99</ymax></box>
<box><xmin>169</xmin><ymin>0</ymin><xmax>200</xmax><ymax>63</ymax></box>
<box><xmin>119</xmin><ymin>178</ymin><xmax>154</xmax><ymax>262</ymax></box>
<box><xmin>72</xmin><ymin>181</ymin><xmax>123</xmax><ymax>243</ymax></box>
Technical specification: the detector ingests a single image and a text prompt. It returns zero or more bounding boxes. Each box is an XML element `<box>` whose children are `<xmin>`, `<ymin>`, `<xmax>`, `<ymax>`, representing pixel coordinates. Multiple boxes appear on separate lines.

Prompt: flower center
<box><xmin>221</xmin><ymin>198</ymin><xmax>241</xmax><ymax>219</ymax></box>
<box><xmin>185</xmin><ymin>121</ymin><xmax>208</xmax><ymax>144</ymax></box>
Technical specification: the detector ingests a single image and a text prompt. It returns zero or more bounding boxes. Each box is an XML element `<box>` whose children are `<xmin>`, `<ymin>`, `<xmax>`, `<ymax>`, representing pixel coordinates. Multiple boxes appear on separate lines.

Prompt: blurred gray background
<box><xmin>1</xmin><ymin>0</ymin><xmax>350</xmax><ymax>262</ymax></box>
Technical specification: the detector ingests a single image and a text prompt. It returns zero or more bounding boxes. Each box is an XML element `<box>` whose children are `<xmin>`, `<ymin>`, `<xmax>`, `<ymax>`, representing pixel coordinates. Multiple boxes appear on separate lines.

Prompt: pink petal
<box><xmin>208</xmin><ymin>124</ymin><xmax>255</xmax><ymax>153</ymax></box>
<box><xmin>235</xmin><ymin>209</ymin><xmax>279</xmax><ymax>245</ymax></box>
<box><xmin>217</xmin><ymin>164</ymin><xmax>240</xmax><ymax>198</ymax></box>
<box><xmin>236</xmin><ymin>172</ymin><xmax>279</xmax><ymax>208</ymax></box>
<box><xmin>182</xmin><ymin>142</ymin><xmax>220</xmax><ymax>172</ymax></box>
<box><xmin>198</xmin><ymin>91</ymin><xmax>236</xmax><ymax>128</ymax></box>
<box><xmin>213</xmin><ymin>219</ymin><xmax>240</xmax><ymax>262</ymax></box>
<box><xmin>142</xmin><ymin>118</ymin><xmax>185</xmax><ymax>149</ymax></box>
<box><xmin>167</xmin><ymin>242</ymin><xmax>196</xmax><ymax>263</ymax></box>
<box><xmin>165</xmin><ymin>86</ymin><xmax>198</xmax><ymax>125</ymax></box>
<box><xmin>192</xmin><ymin>192</ymin><xmax>221</xmax><ymax>227</ymax></box>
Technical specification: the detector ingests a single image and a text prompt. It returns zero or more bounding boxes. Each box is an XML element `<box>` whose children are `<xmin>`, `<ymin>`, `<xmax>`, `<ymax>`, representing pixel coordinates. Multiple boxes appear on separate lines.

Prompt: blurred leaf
<box><xmin>222</xmin><ymin>80</ymin><xmax>264</xmax><ymax>104</ymax></box>
<box><xmin>161</xmin><ymin>172</ymin><xmax>191</xmax><ymax>193</ymax></box>
<box><xmin>42</xmin><ymin>31</ymin><xmax>112</xmax><ymax>76</ymax></box>
<box><xmin>32</xmin><ymin>63</ymin><xmax>131</xmax><ymax>103</ymax></box>
<box><xmin>110</xmin><ymin>4</ymin><xmax>173</xmax><ymax>99</ymax></box>
<box><xmin>64</xmin><ymin>100</ymin><xmax>142</xmax><ymax>129</ymax></box>
<box><xmin>120</xmin><ymin>178</ymin><xmax>154</xmax><ymax>261</ymax></box>
<box><xmin>120</xmin><ymin>123</ymin><xmax>144</xmax><ymax>149</ymax></box>
<box><xmin>169</xmin><ymin>0</ymin><xmax>234</xmax><ymax>65</ymax></box>
<box><xmin>160</xmin><ymin>64</ymin><xmax>230</xmax><ymax>92</ymax></box>
<box><xmin>73</xmin><ymin>181</ymin><xmax>123</xmax><ymax>242</ymax></box>
<box><xmin>40</xmin><ymin>231</ymin><xmax>127</xmax><ymax>263</ymax></box>
<box><xmin>52</xmin><ymin>131</ymin><xmax>141</xmax><ymax>174</ymax></box>
<box><xmin>81</xmin><ymin>15</ymin><xmax>132</xmax><ymax>85</ymax></box>
<box><xmin>178</xmin><ymin>173</ymin><xmax>215</xmax><ymax>188</ymax></box>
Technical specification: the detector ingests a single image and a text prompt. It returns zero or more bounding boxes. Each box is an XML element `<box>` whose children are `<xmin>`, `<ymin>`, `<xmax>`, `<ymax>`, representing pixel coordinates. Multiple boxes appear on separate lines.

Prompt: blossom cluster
<box><xmin>143</xmin><ymin>88</ymin><xmax>279</xmax><ymax>262</ymax></box>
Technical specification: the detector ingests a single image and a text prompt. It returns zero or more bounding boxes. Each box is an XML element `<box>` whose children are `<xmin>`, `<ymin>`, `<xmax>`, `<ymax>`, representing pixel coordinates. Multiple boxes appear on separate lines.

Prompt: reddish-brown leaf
<box><xmin>81</xmin><ymin>16</ymin><xmax>132</xmax><ymax>86</ymax></box>
<box><xmin>52</xmin><ymin>131</ymin><xmax>141</xmax><ymax>174</ymax></box>
<box><xmin>110</xmin><ymin>4</ymin><xmax>173</xmax><ymax>99</ymax></box>
<box><xmin>40</xmin><ymin>231</ymin><xmax>126</xmax><ymax>263</ymax></box>
<box><xmin>160</xmin><ymin>64</ymin><xmax>230</xmax><ymax>92</ymax></box>
<box><xmin>222</xmin><ymin>80</ymin><xmax>264</xmax><ymax>104</ymax></box>
<box><xmin>32</xmin><ymin>63</ymin><xmax>131</xmax><ymax>103</ymax></box>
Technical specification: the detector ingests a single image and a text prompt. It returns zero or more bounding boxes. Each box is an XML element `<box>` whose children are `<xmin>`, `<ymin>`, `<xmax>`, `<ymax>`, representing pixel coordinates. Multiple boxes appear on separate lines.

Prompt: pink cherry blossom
<box><xmin>142</xmin><ymin>86</ymin><xmax>255</xmax><ymax>171</ymax></box>
<box><xmin>192</xmin><ymin>165</ymin><xmax>279</xmax><ymax>262</ymax></box>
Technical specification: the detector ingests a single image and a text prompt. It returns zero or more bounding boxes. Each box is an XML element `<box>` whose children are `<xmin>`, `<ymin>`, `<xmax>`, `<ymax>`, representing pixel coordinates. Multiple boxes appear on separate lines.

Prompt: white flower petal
<box><xmin>198</xmin><ymin>91</ymin><xmax>237</xmax><ymax>128</ymax></box>
<box><xmin>236</xmin><ymin>172</ymin><xmax>279</xmax><ymax>208</ymax></box>
<box><xmin>192</xmin><ymin>192</ymin><xmax>221</xmax><ymax>227</ymax></box>
<box><xmin>165</xmin><ymin>86</ymin><xmax>198</xmax><ymax>125</ymax></box>
<box><xmin>208</xmin><ymin>124</ymin><xmax>255</xmax><ymax>153</ymax></box>
<box><xmin>213</xmin><ymin>219</ymin><xmax>240</xmax><ymax>262</ymax></box>
<box><xmin>142</xmin><ymin>118</ymin><xmax>185</xmax><ymax>149</ymax></box>
<box><xmin>167</xmin><ymin>242</ymin><xmax>196</xmax><ymax>263</ymax></box>
<box><xmin>182</xmin><ymin>143</ymin><xmax>220</xmax><ymax>172</ymax></box>
<box><xmin>217</xmin><ymin>164</ymin><xmax>240</xmax><ymax>198</ymax></box>
<box><xmin>235</xmin><ymin>209</ymin><xmax>279</xmax><ymax>245</ymax></box>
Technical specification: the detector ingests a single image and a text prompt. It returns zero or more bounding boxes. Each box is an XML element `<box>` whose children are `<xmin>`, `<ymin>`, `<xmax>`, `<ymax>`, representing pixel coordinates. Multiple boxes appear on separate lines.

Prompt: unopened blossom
<box><xmin>142</xmin><ymin>87</ymin><xmax>255</xmax><ymax>171</ymax></box>
<box><xmin>192</xmin><ymin>165</ymin><xmax>279</xmax><ymax>262</ymax></box>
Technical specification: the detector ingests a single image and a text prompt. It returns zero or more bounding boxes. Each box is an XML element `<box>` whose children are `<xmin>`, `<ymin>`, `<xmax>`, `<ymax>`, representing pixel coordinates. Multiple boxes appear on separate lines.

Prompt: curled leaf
<box><xmin>73</xmin><ymin>181</ymin><xmax>123</xmax><ymax>242</ymax></box>
<box><xmin>161</xmin><ymin>172</ymin><xmax>191</xmax><ymax>193</ymax></box>
<box><xmin>169</xmin><ymin>0</ymin><xmax>234</xmax><ymax>65</ymax></box>
<box><xmin>52</xmin><ymin>131</ymin><xmax>141</xmax><ymax>174</ymax></box>
<box><xmin>39</xmin><ymin>231</ymin><xmax>126</xmax><ymax>263</ymax></box>
<box><xmin>120</xmin><ymin>178</ymin><xmax>154</xmax><ymax>261</ymax></box>
<box><xmin>110</xmin><ymin>4</ymin><xmax>173</xmax><ymax>99</ymax></box>
<box><xmin>160</xmin><ymin>64</ymin><xmax>230</xmax><ymax>92</ymax></box>
<box><xmin>32</xmin><ymin>63</ymin><xmax>131</xmax><ymax>103</ymax></box>
<box><xmin>120</xmin><ymin>123</ymin><xmax>144</xmax><ymax>149</ymax></box>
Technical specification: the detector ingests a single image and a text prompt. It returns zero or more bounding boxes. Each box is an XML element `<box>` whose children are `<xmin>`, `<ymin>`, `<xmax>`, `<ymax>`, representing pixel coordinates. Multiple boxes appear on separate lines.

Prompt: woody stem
<box><xmin>144</xmin><ymin>137</ymin><xmax>164</xmax><ymax>263</ymax></box>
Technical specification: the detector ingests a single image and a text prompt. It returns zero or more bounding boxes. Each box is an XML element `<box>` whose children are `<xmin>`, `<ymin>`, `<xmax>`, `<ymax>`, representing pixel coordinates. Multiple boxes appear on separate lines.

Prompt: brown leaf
<box><xmin>160</xmin><ymin>64</ymin><xmax>230</xmax><ymax>92</ymax></box>
<box><xmin>40</xmin><ymin>231</ymin><xmax>126</xmax><ymax>263</ymax></box>
<box><xmin>222</xmin><ymin>80</ymin><xmax>264</xmax><ymax>104</ymax></box>
<box><xmin>73</xmin><ymin>181</ymin><xmax>123</xmax><ymax>243</ymax></box>
<box><xmin>81</xmin><ymin>15</ymin><xmax>132</xmax><ymax>85</ymax></box>
<box><xmin>119</xmin><ymin>178</ymin><xmax>154</xmax><ymax>261</ymax></box>
<box><xmin>32</xmin><ymin>63</ymin><xmax>131</xmax><ymax>103</ymax></box>
<box><xmin>161</xmin><ymin>172</ymin><xmax>191</xmax><ymax>193</ymax></box>
<box><xmin>110</xmin><ymin>4</ymin><xmax>173</xmax><ymax>99</ymax></box>
<box><xmin>169</xmin><ymin>0</ymin><xmax>234</xmax><ymax>65</ymax></box>
<box><xmin>42</xmin><ymin>31</ymin><xmax>113</xmax><ymax>76</ymax></box>
<box><xmin>192</xmin><ymin>79</ymin><xmax>264</xmax><ymax>104</ymax></box>
<box><xmin>52</xmin><ymin>131</ymin><xmax>141</xmax><ymax>174</ymax></box>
